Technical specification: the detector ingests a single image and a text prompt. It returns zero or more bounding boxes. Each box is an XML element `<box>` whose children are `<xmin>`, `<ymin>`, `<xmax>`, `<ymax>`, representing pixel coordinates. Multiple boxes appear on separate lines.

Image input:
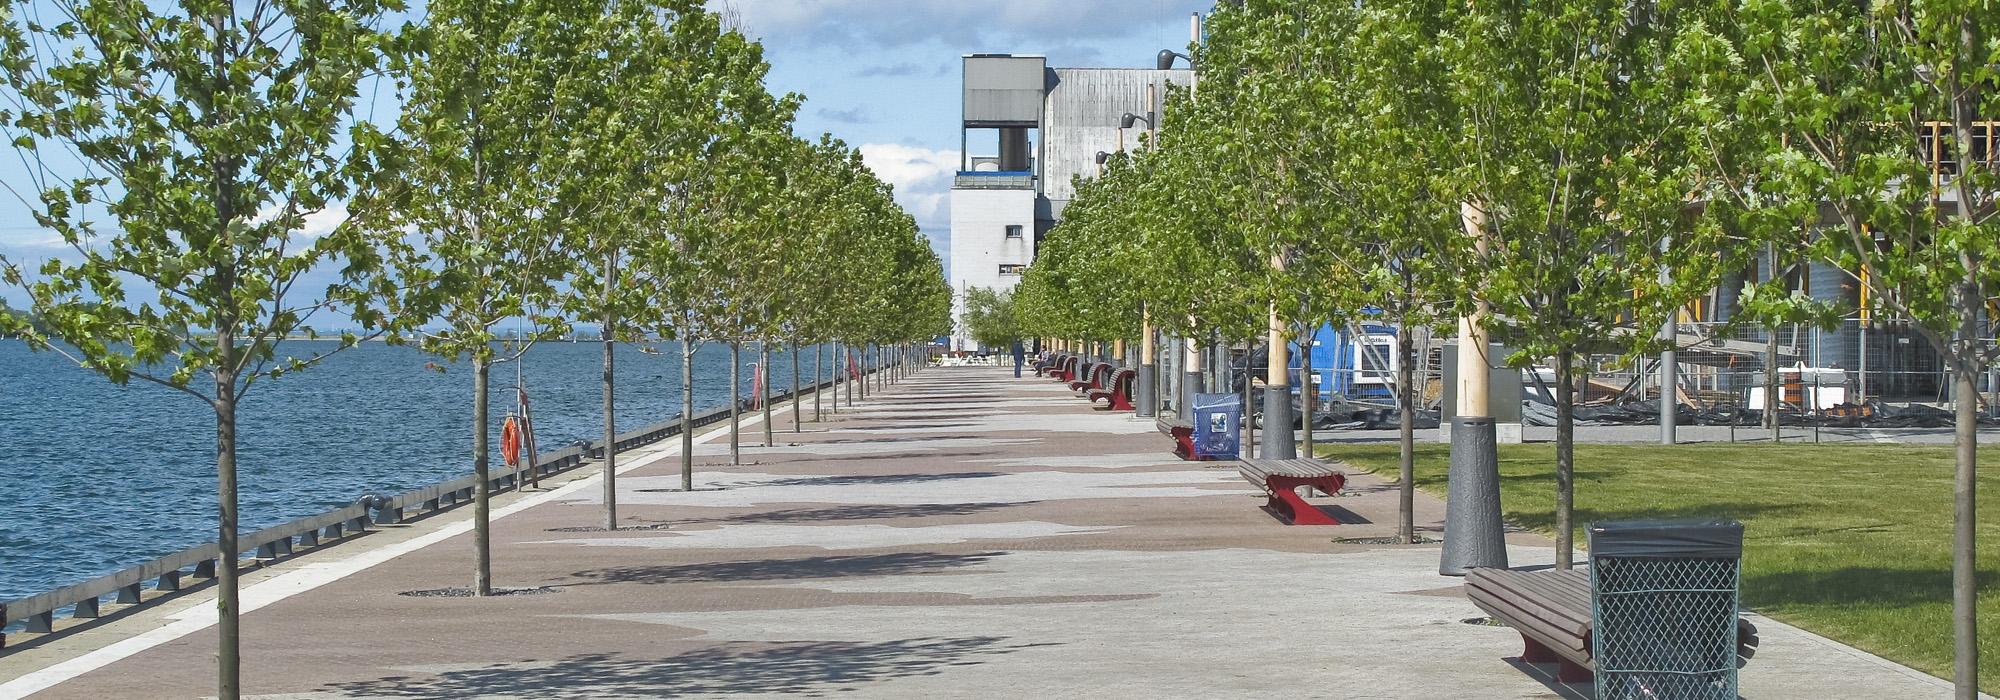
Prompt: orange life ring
<box><xmin>501</xmin><ymin>416</ymin><xmax>522</xmax><ymax>467</ymax></box>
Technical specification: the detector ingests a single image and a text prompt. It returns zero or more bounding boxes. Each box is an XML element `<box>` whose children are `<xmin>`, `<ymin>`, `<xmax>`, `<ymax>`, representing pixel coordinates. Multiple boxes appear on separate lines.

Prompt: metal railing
<box><xmin>0</xmin><ymin>367</ymin><xmax>875</xmax><ymax>647</ymax></box>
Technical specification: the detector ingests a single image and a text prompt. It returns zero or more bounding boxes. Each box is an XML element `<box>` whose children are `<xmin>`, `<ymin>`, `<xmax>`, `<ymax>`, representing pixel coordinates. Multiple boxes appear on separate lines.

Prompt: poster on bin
<box><xmin>1192</xmin><ymin>392</ymin><xmax>1240</xmax><ymax>459</ymax></box>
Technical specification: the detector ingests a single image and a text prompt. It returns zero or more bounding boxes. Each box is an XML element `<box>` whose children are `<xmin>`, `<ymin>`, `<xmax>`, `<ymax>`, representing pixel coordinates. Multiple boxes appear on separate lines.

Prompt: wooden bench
<box><xmin>1155</xmin><ymin>415</ymin><xmax>1199</xmax><ymax>460</ymax></box>
<box><xmin>1088</xmin><ymin>368</ymin><xmax>1137</xmax><ymax>411</ymax></box>
<box><xmin>1465</xmin><ymin>567</ymin><xmax>1759</xmax><ymax>684</ymax></box>
<box><xmin>1237</xmin><ymin>458</ymin><xmax>1347</xmax><ymax>525</ymax></box>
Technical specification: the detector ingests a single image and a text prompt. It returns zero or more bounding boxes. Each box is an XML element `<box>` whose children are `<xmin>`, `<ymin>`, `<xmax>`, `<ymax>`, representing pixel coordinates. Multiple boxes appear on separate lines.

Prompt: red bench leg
<box><xmin>1171</xmin><ymin>429</ymin><xmax>1195</xmax><ymax>460</ymax></box>
<box><xmin>1263</xmin><ymin>475</ymin><xmax>1347</xmax><ymax>525</ymax></box>
<box><xmin>1110</xmin><ymin>393</ymin><xmax>1134</xmax><ymax>411</ymax></box>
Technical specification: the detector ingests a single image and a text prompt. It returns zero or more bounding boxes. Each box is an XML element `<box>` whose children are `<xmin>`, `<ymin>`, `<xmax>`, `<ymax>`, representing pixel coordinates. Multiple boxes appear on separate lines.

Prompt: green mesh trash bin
<box><xmin>1589</xmin><ymin>519</ymin><xmax>1744</xmax><ymax>700</ymax></box>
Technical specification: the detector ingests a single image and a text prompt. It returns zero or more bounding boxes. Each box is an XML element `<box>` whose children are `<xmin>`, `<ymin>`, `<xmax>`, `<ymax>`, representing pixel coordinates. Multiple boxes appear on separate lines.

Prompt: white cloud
<box><xmin>712</xmin><ymin>0</ymin><xmax>1212</xmax><ymax>48</ymax></box>
<box><xmin>858</xmin><ymin>143</ymin><xmax>956</xmax><ymax>257</ymax></box>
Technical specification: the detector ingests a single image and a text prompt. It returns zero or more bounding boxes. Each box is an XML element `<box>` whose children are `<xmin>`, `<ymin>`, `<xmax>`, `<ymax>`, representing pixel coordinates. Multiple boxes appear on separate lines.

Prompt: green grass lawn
<box><xmin>1322</xmin><ymin>441</ymin><xmax>2000</xmax><ymax>688</ymax></box>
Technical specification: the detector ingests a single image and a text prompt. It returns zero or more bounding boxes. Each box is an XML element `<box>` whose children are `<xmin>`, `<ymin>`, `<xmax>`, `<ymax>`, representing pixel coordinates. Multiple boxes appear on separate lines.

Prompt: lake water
<box><xmin>0</xmin><ymin>339</ymin><xmax>839</xmax><ymax>603</ymax></box>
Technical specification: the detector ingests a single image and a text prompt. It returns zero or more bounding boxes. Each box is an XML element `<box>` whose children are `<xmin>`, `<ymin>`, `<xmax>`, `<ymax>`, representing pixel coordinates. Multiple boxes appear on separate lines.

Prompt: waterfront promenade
<box><xmin>0</xmin><ymin>366</ymin><xmax>1973</xmax><ymax>698</ymax></box>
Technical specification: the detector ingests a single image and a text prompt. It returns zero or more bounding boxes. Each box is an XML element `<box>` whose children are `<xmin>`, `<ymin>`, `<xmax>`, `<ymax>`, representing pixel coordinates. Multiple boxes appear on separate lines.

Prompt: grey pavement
<box><xmin>0</xmin><ymin>365</ymin><xmax>1975</xmax><ymax>699</ymax></box>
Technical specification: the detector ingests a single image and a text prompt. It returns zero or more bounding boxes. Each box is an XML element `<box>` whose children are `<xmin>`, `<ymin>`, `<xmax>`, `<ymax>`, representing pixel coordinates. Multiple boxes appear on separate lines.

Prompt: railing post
<box><xmin>346</xmin><ymin>500</ymin><xmax>373</xmax><ymax>534</ymax></box>
<box><xmin>117</xmin><ymin>582</ymin><xmax>143</xmax><ymax>604</ymax></box>
<box><xmin>73</xmin><ymin>596</ymin><xmax>100</xmax><ymax>619</ymax></box>
<box><xmin>194</xmin><ymin>559</ymin><xmax>216</xmax><ymax>579</ymax></box>
<box><xmin>27</xmin><ymin>610</ymin><xmax>52</xmax><ymax>634</ymax></box>
<box><xmin>156</xmin><ymin>570</ymin><xmax>181</xmax><ymax>592</ymax></box>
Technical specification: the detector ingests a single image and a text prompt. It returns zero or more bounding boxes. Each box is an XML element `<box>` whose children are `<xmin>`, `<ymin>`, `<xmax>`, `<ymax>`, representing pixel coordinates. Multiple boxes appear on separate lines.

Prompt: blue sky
<box><xmin>0</xmin><ymin>1</ymin><xmax>1214</xmax><ymax>312</ymax></box>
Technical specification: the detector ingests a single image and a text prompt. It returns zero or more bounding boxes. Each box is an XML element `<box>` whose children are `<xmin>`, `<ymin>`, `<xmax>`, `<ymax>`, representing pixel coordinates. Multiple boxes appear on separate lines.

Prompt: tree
<box><xmin>366</xmin><ymin>0</ymin><xmax>578</xmax><ymax>596</ymax></box>
<box><xmin>1691</xmin><ymin>0</ymin><xmax>2000</xmax><ymax>691</ymax></box>
<box><xmin>960</xmin><ymin>286</ymin><xmax>1020</xmax><ymax>351</ymax></box>
<box><xmin>0</xmin><ymin>1</ymin><xmax>405</xmax><ymax>696</ymax></box>
<box><xmin>1438</xmin><ymin>0</ymin><xmax>1735</xmax><ymax>569</ymax></box>
<box><xmin>0</xmin><ymin>299</ymin><xmax>38</xmax><ymax>336</ymax></box>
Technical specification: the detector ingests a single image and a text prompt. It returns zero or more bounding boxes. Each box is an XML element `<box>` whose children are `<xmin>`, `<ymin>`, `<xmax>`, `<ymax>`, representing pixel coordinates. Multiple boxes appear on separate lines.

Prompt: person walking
<box><xmin>1012</xmin><ymin>340</ymin><xmax>1026</xmax><ymax>378</ymax></box>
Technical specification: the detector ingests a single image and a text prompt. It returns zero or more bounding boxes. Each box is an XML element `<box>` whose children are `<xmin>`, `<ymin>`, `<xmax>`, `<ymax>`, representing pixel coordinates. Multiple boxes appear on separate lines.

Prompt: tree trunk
<box><xmin>1398</xmin><ymin>321</ymin><xmax>1417</xmax><ymax>545</ymax></box>
<box><xmin>681</xmin><ymin>340</ymin><xmax>696</xmax><ymax>492</ymax></box>
<box><xmin>762</xmin><ymin>343</ymin><xmax>774</xmax><ymax>447</ymax></box>
<box><xmin>1952</xmin><ymin>351</ymin><xmax>1980</xmax><ymax>699</ymax></box>
<box><xmin>1301</xmin><ymin>326</ymin><xmax>1315</xmax><ymax>459</ymax></box>
<box><xmin>1948</xmin><ymin>23</ymin><xmax>1984</xmax><ymax>691</ymax></box>
<box><xmin>1555</xmin><ymin>349</ymin><xmax>1576</xmax><ymax>570</ymax></box>
<box><xmin>472</xmin><ymin>355</ymin><xmax>492</xmax><ymax>595</ymax></box>
<box><xmin>601</xmin><ymin>316</ymin><xmax>617</xmax><ymax>531</ymax></box>
<box><xmin>598</xmin><ymin>248</ymin><xmax>619</xmax><ymax>532</ymax></box>
<box><xmin>1242</xmin><ymin>342</ymin><xmax>1256</xmax><ymax>459</ymax></box>
<box><xmin>814</xmin><ymin>343</ymin><xmax>824</xmax><ymax>421</ymax></box>
<box><xmin>729</xmin><ymin>341</ymin><xmax>741</xmax><ymax>465</ymax></box>
<box><xmin>792</xmin><ymin>341</ymin><xmax>803</xmax><ymax>433</ymax></box>
<box><xmin>213</xmin><ymin>361</ymin><xmax>241</xmax><ymax>700</ymax></box>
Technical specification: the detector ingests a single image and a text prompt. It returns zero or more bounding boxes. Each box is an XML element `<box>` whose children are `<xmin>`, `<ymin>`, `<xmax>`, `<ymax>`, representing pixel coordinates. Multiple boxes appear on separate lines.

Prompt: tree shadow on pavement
<box><xmin>761</xmin><ymin>472</ymin><xmax>1007</xmax><ymax>487</ymax></box>
<box><xmin>679</xmin><ymin>502</ymin><xmax>1028</xmax><ymax>525</ymax></box>
<box><xmin>569</xmin><ymin>551</ymin><xmax>1006</xmax><ymax>584</ymax></box>
<box><xmin>327</xmin><ymin>637</ymin><xmax>1055</xmax><ymax>698</ymax></box>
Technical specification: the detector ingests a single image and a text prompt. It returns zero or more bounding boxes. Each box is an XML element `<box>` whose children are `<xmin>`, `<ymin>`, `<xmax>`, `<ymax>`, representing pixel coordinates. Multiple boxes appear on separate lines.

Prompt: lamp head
<box><xmin>1120</xmin><ymin>113</ymin><xmax>1139</xmax><ymax>130</ymax></box>
<box><xmin>1094</xmin><ymin>151</ymin><xmax>1111</xmax><ymax>165</ymax></box>
<box><xmin>1156</xmin><ymin>49</ymin><xmax>1178</xmax><ymax>71</ymax></box>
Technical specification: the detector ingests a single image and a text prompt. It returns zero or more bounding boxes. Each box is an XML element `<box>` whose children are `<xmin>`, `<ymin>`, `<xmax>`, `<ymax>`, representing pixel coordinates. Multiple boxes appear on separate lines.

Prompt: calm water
<box><xmin>0</xmin><ymin>339</ymin><xmax>837</xmax><ymax>602</ymax></box>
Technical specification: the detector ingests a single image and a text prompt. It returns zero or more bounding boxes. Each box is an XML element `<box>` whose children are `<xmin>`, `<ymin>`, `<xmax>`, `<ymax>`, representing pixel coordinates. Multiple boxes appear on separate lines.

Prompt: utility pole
<box><xmin>1136</xmin><ymin>81</ymin><xmax>1159</xmax><ymax>419</ymax></box>
<box><xmin>1441</xmin><ymin>201</ymin><xmax>1508</xmax><ymax>576</ymax></box>
<box><xmin>1262</xmin><ymin>253</ymin><xmax>1297</xmax><ymax>458</ymax></box>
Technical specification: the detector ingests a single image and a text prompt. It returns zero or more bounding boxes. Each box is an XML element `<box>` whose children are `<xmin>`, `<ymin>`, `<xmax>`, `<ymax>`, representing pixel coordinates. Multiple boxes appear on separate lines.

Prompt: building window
<box><xmin>999</xmin><ymin>264</ymin><xmax>1026</xmax><ymax>275</ymax></box>
<box><xmin>1005</xmin><ymin>225</ymin><xmax>1023</xmax><ymax>239</ymax></box>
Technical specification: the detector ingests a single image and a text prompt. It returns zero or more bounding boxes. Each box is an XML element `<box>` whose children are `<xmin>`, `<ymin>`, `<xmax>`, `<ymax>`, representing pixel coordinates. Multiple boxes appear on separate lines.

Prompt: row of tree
<box><xmin>0</xmin><ymin>1</ymin><xmax>948</xmax><ymax>697</ymax></box>
<box><xmin>1017</xmin><ymin>0</ymin><xmax>1995</xmax><ymax>693</ymax></box>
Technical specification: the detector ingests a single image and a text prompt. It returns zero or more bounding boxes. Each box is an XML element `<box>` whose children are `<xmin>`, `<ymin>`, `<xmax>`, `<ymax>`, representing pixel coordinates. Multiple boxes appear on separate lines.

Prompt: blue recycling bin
<box><xmin>1192</xmin><ymin>392</ymin><xmax>1241</xmax><ymax>459</ymax></box>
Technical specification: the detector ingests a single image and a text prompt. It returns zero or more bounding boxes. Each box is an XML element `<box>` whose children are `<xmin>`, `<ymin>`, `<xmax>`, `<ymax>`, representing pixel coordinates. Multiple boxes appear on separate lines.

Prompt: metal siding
<box><xmin>1040</xmin><ymin>68</ymin><xmax>1192</xmax><ymax>215</ymax></box>
<box><xmin>964</xmin><ymin>56</ymin><xmax>1046</xmax><ymax>126</ymax></box>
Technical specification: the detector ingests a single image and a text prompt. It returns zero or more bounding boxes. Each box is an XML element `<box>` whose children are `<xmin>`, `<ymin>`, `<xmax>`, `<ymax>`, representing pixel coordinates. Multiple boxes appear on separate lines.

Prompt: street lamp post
<box><xmin>1117</xmin><ymin>112</ymin><xmax>1164</xmax><ymax>419</ymax></box>
<box><xmin>1158</xmin><ymin>41</ymin><xmax>1202</xmax><ymax>418</ymax></box>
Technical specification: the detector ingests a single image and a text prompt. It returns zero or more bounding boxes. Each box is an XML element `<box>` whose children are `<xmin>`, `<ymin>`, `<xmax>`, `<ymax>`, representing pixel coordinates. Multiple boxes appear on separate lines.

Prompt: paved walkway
<box><xmin>0</xmin><ymin>366</ymin><xmax>1971</xmax><ymax>698</ymax></box>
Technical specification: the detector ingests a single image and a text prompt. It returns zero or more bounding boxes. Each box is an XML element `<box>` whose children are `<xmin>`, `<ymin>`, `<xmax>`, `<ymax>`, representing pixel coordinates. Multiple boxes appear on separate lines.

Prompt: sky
<box><xmin>718</xmin><ymin>0</ymin><xmax>1213</xmax><ymax>258</ymax></box>
<box><xmin>0</xmin><ymin>1</ymin><xmax>1215</xmax><ymax>313</ymax></box>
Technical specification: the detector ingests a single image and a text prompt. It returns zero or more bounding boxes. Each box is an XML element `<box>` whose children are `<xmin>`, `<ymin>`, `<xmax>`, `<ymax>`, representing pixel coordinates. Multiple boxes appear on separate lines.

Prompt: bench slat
<box><xmin>1467</xmin><ymin>568</ymin><xmax>1592</xmax><ymax>638</ymax></box>
<box><xmin>1468</xmin><ymin>587</ymin><xmax>1592</xmax><ymax>659</ymax></box>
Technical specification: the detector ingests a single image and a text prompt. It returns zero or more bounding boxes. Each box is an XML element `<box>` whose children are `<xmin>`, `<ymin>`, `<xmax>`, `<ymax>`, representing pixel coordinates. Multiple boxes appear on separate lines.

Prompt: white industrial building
<box><xmin>948</xmin><ymin>54</ymin><xmax>1190</xmax><ymax>352</ymax></box>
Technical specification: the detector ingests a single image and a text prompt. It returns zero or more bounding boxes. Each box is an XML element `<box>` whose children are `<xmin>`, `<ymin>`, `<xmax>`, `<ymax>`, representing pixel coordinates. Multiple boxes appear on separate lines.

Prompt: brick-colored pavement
<box><xmin>0</xmin><ymin>366</ymin><xmax>1969</xmax><ymax>698</ymax></box>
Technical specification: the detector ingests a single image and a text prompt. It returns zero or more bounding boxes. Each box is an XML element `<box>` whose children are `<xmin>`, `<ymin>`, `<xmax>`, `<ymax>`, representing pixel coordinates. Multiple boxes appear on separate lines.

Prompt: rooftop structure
<box><xmin>948</xmin><ymin>54</ymin><xmax>1190</xmax><ymax>352</ymax></box>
